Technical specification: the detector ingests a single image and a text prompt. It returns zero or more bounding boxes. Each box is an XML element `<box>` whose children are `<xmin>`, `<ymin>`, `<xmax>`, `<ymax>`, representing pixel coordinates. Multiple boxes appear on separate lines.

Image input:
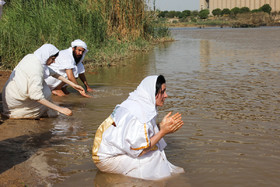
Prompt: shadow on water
<box><xmin>0</xmin><ymin>130</ymin><xmax>59</xmax><ymax>174</ymax></box>
<box><xmin>0</xmin><ymin>135</ymin><xmax>31</xmax><ymax>174</ymax></box>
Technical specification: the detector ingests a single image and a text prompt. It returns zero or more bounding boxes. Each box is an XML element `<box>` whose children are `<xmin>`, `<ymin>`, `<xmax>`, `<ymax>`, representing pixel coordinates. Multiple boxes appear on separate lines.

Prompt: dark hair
<box><xmin>52</xmin><ymin>52</ymin><xmax>59</xmax><ymax>58</ymax></box>
<box><xmin>155</xmin><ymin>75</ymin><xmax>166</xmax><ymax>96</ymax></box>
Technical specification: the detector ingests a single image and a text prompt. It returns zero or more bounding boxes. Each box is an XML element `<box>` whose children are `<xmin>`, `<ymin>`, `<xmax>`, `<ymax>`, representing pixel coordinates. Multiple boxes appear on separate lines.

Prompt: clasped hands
<box><xmin>159</xmin><ymin>112</ymin><xmax>184</xmax><ymax>135</ymax></box>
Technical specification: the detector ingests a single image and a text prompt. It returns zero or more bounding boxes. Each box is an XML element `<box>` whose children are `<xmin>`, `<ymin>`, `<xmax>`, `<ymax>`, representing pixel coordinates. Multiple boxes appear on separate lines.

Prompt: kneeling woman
<box><xmin>92</xmin><ymin>75</ymin><xmax>184</xmax><ymax>180</ymax></box>
<box><xmin>2</xmin><ymin>44</ymin><xmax>89</xmax><ymax>119</ymax></box>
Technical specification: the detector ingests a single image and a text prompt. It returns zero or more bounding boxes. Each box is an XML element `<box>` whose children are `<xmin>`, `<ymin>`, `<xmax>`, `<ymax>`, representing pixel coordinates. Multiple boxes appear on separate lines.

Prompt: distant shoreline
<box><xmin>163</xmin><ymin>12</ymin><xmax>280</xmax><ymax>29</ymax></box>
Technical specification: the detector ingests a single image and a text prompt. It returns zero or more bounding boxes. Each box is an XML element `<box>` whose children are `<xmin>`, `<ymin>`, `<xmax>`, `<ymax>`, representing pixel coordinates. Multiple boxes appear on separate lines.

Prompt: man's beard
<box><xmin>73</xmin><ymin>51</ymin><xmax>82</xmax><ymax>64</ymax></box>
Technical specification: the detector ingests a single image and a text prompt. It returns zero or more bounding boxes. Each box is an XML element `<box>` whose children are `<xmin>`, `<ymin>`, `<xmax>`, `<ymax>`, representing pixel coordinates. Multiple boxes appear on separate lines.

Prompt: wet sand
<box><xmin>0</xmin><ymin>120</ymin><xmax>53</xmax><ymax>186</ymax></box>
<box><xmin>0</xmin><ymin>70</ymin><xmax>44</xmax><ymax>186</ymax></box>
<box><xmin>0</xmin><ymin>70</ymin><xmax>81</xmax><ymax>186</ymax></box>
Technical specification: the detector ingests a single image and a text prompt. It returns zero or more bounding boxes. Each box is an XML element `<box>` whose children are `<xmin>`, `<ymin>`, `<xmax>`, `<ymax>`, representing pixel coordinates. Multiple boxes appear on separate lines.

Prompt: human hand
<box><xmin>159</xmin><ymin>112</ymin><xmax>184</xmax><ymax>135</ymax></box>
<box><xmin>74</xmin><ymin>85</ymin><xmax>92</xmax><ymax>98</ymax></box>
<box><xmin>60</xmin><ymin>107</ymin><xmax>73</xmax><ymax>116</ymax></box>
<box><xmin>80</xmin><ymin>91</ymin><xmax>92</xmax><ymax>98</ymax></box>
<box><xmin>87</xmin><ymin>86</ymin><xmax>94</xmax><ymax>92</ymax></box>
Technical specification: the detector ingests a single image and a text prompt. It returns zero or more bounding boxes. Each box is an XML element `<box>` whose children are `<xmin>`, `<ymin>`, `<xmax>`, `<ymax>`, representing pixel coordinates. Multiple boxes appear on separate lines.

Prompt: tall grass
<box><xmin>0</xmin><ymin>0</ymin><xmax>170</xmax><ymax>69</ymax></box>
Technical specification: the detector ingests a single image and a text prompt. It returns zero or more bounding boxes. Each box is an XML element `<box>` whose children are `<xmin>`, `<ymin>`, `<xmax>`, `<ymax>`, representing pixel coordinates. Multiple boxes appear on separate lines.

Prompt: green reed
<box><xmin>0</xmin><ymin>0</ymin><xmax>169</xmax><ymax>69</ymax></box>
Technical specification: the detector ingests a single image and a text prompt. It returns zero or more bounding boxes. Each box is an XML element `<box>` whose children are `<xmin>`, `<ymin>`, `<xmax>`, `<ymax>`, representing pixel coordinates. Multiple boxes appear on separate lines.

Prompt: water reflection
<box><xmin>200</xmin><ymin>40</ymin><xmax>210</xmax><ymax>72</ymax></box>
<box><xmin>7</xmin><ymin>27</ymin><xmax>280</xmax><ymax>187</ymax></box>
<box><xmin>90</xmin><ymin>52</ymin><xmax>156</xmax><ymax>87</ymax></box>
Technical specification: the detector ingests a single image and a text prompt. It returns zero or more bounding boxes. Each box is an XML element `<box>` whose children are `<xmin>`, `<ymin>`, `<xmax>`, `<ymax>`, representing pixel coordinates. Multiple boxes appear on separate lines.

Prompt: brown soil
<box><xmin>0</xmin><ymin>70</ymin><xmax>48</xmax><ymax>186</ymax></box>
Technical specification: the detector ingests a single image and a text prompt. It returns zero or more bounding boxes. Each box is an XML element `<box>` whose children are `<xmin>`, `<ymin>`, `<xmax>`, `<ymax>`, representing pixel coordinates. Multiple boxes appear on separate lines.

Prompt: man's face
<box><xmin>73</xmin><ymin>46</ymin><xmax>85</xmax><ymax>59</ymax></box>
<box><xmin>155</xmin><ymin>83</ymin><xmax>168</xmax><ymax>106</ymax></box>
<box><xmin>46</xmin><ymin>56</ymin><xmax>57</xmax><ymax>66</ymax></box>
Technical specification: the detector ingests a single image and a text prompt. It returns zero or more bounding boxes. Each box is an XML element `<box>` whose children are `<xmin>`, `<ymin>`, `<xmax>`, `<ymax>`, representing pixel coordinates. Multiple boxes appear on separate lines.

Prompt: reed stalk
<box><xmin>0</xmin><ymin>0</ymin><xmax>170</xmax><ymax>69</ymax></box>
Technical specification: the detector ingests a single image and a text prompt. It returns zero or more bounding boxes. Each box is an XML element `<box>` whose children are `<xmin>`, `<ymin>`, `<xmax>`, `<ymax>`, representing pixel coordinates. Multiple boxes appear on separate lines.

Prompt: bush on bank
<box><xmin>157</xmin><ymin>3</ymin><xmax>276</xmax><ymax>22</ymax></box>
<box><xmin>0</xmin><ymin>0</ymin><xmax>170</xmax><ymax>69</ymax></box>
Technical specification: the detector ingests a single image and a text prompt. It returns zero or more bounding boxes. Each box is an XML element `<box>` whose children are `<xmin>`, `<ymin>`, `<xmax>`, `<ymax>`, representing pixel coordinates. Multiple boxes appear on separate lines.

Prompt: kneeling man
<box><xmin>45</xmin><ymin>39</ymin><xmax>93</xmax><ymax>96</ymax></box>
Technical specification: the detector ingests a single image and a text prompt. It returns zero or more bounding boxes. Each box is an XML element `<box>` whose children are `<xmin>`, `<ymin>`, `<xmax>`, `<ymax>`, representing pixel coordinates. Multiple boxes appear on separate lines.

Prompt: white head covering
<box><xmin>71</xmin><ymin>39</ymin><xmax>88</xmax><ymax>64</ymax></box>
<box><xmin>34</xmin><ymin>44</ymin><xmax>59</xmax><ymax>78</ymax></box>
<box><xmin>71</xmin><ymin>39</ymin><xmax>88</xmax><ymax>52</ymax></box>
<box><xmin>34</xmin><ymin>44</ymin><xmax>59</xmax><ymax>65</ymax></box>
<box><xmin>0</xmin><ymin>0</ymin><xmax>6</xmax><ymax>6</ymax></box>
<box><xmin>119</xmin><ymin>75</ymin><xmax>159</xmax><ymax>123</ymax></box>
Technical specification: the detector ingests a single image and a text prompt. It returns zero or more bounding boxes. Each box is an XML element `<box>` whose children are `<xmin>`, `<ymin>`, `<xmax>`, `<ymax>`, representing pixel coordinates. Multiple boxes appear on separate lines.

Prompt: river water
<box><xmin>13</xmin><ymin>27</ymin><xmax>280</xmax><ymax>186</ymax></box>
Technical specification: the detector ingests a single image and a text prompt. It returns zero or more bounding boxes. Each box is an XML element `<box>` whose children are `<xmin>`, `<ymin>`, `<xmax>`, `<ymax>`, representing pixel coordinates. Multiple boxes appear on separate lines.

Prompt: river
<box><xmin>6</xmin><ymin>27</ymin><xmax>280</xmax><ymax>186</ymax></box>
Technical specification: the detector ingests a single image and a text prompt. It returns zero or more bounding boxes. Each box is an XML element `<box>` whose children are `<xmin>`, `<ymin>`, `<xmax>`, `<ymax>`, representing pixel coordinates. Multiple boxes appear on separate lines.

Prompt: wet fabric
<box><xmin>92</xmin><ymin>75</ymin><xmax>184</xmax><ymax>180</ymax></box>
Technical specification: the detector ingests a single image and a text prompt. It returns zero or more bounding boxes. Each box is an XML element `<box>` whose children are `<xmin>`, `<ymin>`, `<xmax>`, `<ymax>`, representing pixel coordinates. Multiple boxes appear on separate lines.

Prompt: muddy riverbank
<box><xmin>0</xmin><ymin>70</ymin><xmax>46</xmax><ymax>186</ymax></box>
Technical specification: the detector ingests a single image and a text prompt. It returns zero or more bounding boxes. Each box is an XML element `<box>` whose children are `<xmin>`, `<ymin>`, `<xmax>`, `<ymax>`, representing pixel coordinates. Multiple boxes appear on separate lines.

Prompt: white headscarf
<box><xmin>34</xmin><ymin>44</ymin><xmax>59</xmax><ymax>78</ymax></box>
<box><xmin>34</xmin><ymin>44</ymin><xmax>59</xmax><ymax>65</ymax></box>
<box><xmin>119</xmin><ymin>75</ymin><xmax>159</xmax><ymax>123</ymax></box>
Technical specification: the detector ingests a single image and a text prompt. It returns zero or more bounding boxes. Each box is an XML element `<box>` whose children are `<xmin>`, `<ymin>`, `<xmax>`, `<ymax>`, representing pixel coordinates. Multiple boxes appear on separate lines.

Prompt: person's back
<box><xmin>2</xmin><ymin>53</ymin><xmax>49</xmax><ymax>118</ymax></box>
<box><xmin>12</xmin><ymin>54</ymin><xmax>44</xmax><ymax>98</ymax></box>
<box><xmin>1</xmin><ymin>44</ymin><xmax>78</xmax><ymax>119</ymax></box>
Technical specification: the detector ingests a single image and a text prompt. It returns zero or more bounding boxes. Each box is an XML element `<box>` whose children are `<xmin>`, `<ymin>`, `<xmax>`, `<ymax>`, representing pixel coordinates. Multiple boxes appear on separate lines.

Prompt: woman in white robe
<box><xmin>1</xmin><ymin>44</ymin><xmax>88</xmax><ymax>119</ymax></box>
<box><xmin>92</xmin><ymin>75</ymin><xmax>184</xmax><ymax>180</ymax></box>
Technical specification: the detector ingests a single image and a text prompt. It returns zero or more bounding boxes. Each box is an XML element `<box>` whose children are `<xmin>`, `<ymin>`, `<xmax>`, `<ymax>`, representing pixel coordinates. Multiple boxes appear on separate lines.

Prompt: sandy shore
<box><xmin>0</xmin><ymin>70</ymin><xmax>49</xmax><ymax>186</ymax></box>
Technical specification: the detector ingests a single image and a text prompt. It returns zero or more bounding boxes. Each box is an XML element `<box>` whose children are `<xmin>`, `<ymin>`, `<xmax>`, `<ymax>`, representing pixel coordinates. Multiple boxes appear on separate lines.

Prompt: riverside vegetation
<box><xmin>0</xmin><ymin>0</ymin><xmax>170</xmax><ymax>69</ymax></box>
<box><xmin>158</xmin><ymin>4</ymin><xmax>280</xmax><ymax>28</ymax></box>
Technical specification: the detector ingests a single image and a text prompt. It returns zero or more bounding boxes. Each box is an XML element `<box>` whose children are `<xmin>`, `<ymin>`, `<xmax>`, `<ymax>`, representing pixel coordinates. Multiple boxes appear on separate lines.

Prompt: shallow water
<box><xmin>11</xmin><ymin>27</ymin><xmax>280</xmax><ymax>186</ymax></box>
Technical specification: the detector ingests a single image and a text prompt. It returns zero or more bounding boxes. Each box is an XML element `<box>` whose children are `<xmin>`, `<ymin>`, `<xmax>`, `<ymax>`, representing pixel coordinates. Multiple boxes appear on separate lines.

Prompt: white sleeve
<box><xmin>48</xmin><ymin>67</ymin><xmax>57</xmax><ymax>77</ymax></box>
<box><xmin>57</xmin><ymin>57</ymin><xmax>75</xmax><ymax>70</ymax></box>
<box><xmin>112</xmin><ymin>107</ymin><xmax>152</xmax><ymax>158</ymax></box>
<box><xmin>76</xmin><ymin>62</ymin><xmax>85</xmax><ymax>74</ymax></box>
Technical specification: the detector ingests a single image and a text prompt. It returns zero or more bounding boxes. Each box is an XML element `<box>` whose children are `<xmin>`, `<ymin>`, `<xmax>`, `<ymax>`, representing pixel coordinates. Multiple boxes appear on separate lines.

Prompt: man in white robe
<box><xmin>44</xmin><ymin>39</ymin><xmax>93</xmax><ymax>96</ymax></box>
<box><xmin>2</xmin><ymin>44</ymin><xmax>88</xmax><ymax>119</ymax></box>
<box><xmin>92</xmin><ymin>75</ymin><xmax>184</xmax><ymax>180</ymax></box>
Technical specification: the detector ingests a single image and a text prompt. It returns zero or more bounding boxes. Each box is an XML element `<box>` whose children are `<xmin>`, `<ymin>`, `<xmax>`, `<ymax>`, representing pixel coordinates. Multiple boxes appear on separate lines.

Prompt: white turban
<box><xmin>34</xmin><ymin>44</ymin><xmax>59</xmax><ymax>65</ymax></box>
<box><xmin>71</xmin><ymin>39</ymin><xmax>88</xmax><ymax>52</ymax></box>
<box><xmin>119</xmin><ymin>75</ymin><xmax>159</xmax><ymax>123</ymax></box>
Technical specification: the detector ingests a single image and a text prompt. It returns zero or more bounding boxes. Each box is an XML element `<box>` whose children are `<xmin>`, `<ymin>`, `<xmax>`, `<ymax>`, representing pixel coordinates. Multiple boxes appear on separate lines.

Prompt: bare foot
<box><xmin>52</xmin><ymin>89</ymin><xmax>66</xmax><ymax>96</ymax></box>
<box><xmin>87</xmin><ymin>87</ymin><xmax>94</xmax><ymax>92</ymax></box>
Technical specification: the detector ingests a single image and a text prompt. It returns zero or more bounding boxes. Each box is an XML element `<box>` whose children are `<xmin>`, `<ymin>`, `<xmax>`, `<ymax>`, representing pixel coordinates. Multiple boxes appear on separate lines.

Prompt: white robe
<box><xmin>2</xmin><ymin>54</ymin><xmax>57</xmax><ymax>119</ymax></box>
<box><xmin>92</xmin><ymin>107</ymin><xmax>184</xmax><ymax>180</ymax></box>
<box><xmin>92</xmin><ymin>75</ymin><xmax>184</xmax><ymax>180</ymax></box>
<box><xmin>44</xmin><ymin>47</ymin><xmax>86</xmax><ymax>90</ymax></box>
